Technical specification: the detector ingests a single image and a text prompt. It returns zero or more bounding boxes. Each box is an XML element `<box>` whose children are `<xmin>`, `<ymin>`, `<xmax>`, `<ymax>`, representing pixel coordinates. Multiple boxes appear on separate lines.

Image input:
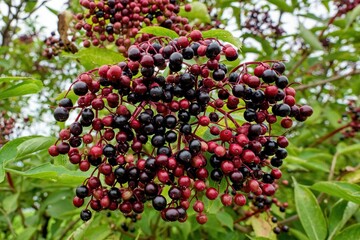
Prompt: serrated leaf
<box><xmin>333</xmin><ymin>223</ymin><xmax>360</xmax><ymax>240</ymax></box>
<box><xmin>346</xmin><ymin>4</ymin><xmax>360</xmax><ymax>28</ymax></box>
<box><xmin>62</xmin><ymin>47</ymin><xmax>125</xmax><ymax>70</ymax></box>
<box><xmin>139</xmin><ymin>26</ymin><xmax>179</xmax><ymax>39</ymax></box>
<box><xmin>267</xmin><ymin>0</ymin><xmax>294</xmax><ymax>12</ymax></box>
<box><xmin>216</xmin><ymin>211</ymin><xmax>234</xmax><ymax>230</ymax></box>
<box><xmin>202</xmin><ymin>29</ymin><xmax>242</xmax><ymax>49</ymax></box>
<box><xmin>0</xmin><ymin>77</ymin><xmax>43</xmax><ymax>100</ymax></box>
<box><xmin>5</xmin><ymin>163</ymin><xmax>88</xmax><ymax>185</ymax></box>
<box><xmin>299</xmin><ymin>24</ymin><xmax>323</xmax><ymax>50</ymax></box>
<box><xmin>0</xmin><ymin>136</ymin><xmax>35</xmax><ymax>182</ymax></box>
<box><xmin>179</xmin><ymin>2</ymin><xmax>211</xmax><ymax>24</ymax></box>
<box><xmin>293</xmin><ymin>178</ymin><xmax>327</xmax><ymax>240</ymax></box>
<box><xmin>311</xmin><ymin>181</ymin><xmax>360</xmax><ymax>204</ymax></box>
<box><xmin>16</xmin><ymin>136</ymin><xmax>56</xmax><ymax>158</ymax></box>
<box><xmin>328</xmin><ymin>200</ymin><xmax>359</xmax><ymax>240</ymax></box>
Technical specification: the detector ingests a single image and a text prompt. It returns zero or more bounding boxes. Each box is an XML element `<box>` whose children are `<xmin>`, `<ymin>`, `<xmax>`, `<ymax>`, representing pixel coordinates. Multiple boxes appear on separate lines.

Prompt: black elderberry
<box><xmin>54</xmin><ymin>107</ymin><xmax>69</xmax><ymax>122</ymax></box>
<box><xmin>189</xmin><ymin>139</ymin><xmax>201</xmax><ymax>154</ymax></box>
<box><xmin>151</xmin><ymin>135</ymin><xmax>165</xmax><ymax>148</ymax></box>
<box><xmin>178</xmin><ymin>110</ymin><xmax>191</xmax><ymax>122</ymax></box>
<box><xmin>108</xmin><ymin>187</ymin><xmax>121</xmax><ymax>200</ymax></box>
<box><xmin>73</xmin><ymin>81</ymin><xmax>88</xmax><ymax>96</ymax></box>
<box><xmin>59</xmin><ymin>98</ymin><xmax>73</xmax><ymax>108</ymax></box>
<box><xmin>176</xmin><ymin>150</ymin><xmax>192</xmax><ymax>164</ymax></box>
<box><xmin>80</xmin><ymin>209</ymin><xmax>92</xmax><ymax>221</ymax></box>
<box><xmin>210</xmin><ymin>169</ymin><xmax>223</xmax><ymax>182</ymax></box>
<box><xmin>76</xmin><ymin>185</ymin><xmax>89</xmax><ymax>198</ymax></box>
<box><xmin>152</xmin><ymin>195</ymin><xmax>167</xmax><ymax>211</ymax></box>
<box><xmin>164</xmin><ymin>115</ymin><xmax>177</xmax><ymax>129</ymax></box>
<box><xmin>262</xmin><ymin>69</ymin><xmax>279</xmax><ymax>83</ymax></box>
<box><xmin>206</xmin><ymin>42</ymin><xmax>221</xmax><ymax>59</ymax></box>
<box><xmin>179</xmin><ymin>123</ymin><xmax>191</xmax><ymax>135</ymax></box>
<box><xmin>103</xmin><ymin>144</ymin><xmax>116</xmax><ymax>157</ymax></box>
<box><xmin>165</xmin><ymin>130</ymin><xmax>177</xmax><ymax>143</ymax></box>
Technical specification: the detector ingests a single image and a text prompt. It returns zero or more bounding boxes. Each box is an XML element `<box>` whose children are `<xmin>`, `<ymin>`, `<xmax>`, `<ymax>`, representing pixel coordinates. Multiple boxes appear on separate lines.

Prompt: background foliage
<box><xmin>0</xmin><ymin>0</ymin><xmax>359</xmax><ymax>239</ymax></box>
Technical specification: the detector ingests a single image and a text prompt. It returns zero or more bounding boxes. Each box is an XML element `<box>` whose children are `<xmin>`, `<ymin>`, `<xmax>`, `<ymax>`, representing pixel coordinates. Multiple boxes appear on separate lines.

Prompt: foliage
<box><xmin>0</xmin><ymin>0</ymin><xmax>359</xmax><ymax>239</ymax></box>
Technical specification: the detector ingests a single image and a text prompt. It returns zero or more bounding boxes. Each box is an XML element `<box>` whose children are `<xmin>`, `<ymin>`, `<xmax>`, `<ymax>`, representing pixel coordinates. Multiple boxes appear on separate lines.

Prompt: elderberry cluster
<box><xmin>0</xmin><ymin>111</ymin><xmax>16</xmax><ymax>147</ymax></box>
<box><xmin>49</xmin><ymin>29</ymin><xmax>313</xmax><ymax>225</ymax></box>
<box><xmin>75</xmin><ymin>0</ymin><xmax>191</xmax><ymax>52</ymax></box>
<box><xmin>339</xmin><ymin>100</ymin><xmax>360</xmax><ymax>139</ymax></box>
<box><xmin>243</xmin><ymin>8</ymin><xmax>284</xmax><ymax>37</ymax></box>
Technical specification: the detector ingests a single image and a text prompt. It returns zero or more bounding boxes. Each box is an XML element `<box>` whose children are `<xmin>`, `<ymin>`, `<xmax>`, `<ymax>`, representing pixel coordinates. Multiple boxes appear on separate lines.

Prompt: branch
<box><xmin>294</xmin><ymin>70</ymin><xmax>360</xmax><ymax>91</ymax></box>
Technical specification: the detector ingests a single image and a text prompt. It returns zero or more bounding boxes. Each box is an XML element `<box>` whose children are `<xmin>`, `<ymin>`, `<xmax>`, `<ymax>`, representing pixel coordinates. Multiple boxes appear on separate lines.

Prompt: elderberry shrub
<box><xmin>49</xmin><ymin>30</ymin><xmax>313</xmax><ymax>225</ymax></box>
<box><xmin>75</xmin><ymin>0</ymin><xmax>192</xmax><ymax>52</ymax></box>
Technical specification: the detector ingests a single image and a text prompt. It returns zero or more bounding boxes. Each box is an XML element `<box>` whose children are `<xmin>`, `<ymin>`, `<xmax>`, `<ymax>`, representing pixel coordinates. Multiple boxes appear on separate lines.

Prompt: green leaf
<box><xmin>62</xmin><ymin>47</ymin><xmax>125</xmax><ymax>70</ymax></box>
<box><xmin>0</xmin><ymin>77</ymin><xmax>43</xmax><ymax>100</ymax></box>
<box><xmin>202</xmin><ymin>29</ymin><xmax>242</xmax><ymax>49</ymax></box>
<box><xmin>216</xmin><ymin>211</ymin><xmax>234</xmax><ymax>231</ymax></box>
<box><xmin>5</xmin><ymin>163</ymin><xmax>88</xmax><ymax>185</ymax></box>
<box><xmin>336</xmin><ymin>143</ymin><xmax>360</xmax><ymax>156</ymax></box>
<box><xmin>333</xmin><ymin>224</ymin><xmax>360</xmax><ymax>240</ymax></box>
<box><xmin>346</xmin><ymin>4</ymin><xmax>360</xmax><ymax>28</ymax></box>
<box><xmin>299</xmin><ymin>24</ymin><xmax>323</xmax><ymax>50</ymax></box>
<box><xmin>24</xmin><ymin>0</ymin><xmax>37</xmax><ymax>13</ymax></box>
<box><xmin>250</xmin><ymin>215</ymin><xmax>276</xmax><ymax>239</ymax></box>
<box><xmin>16</xmin><ymin>136</ymin><xmax>56</xmax><ymax>158</ymax></box>
<box><xmin>139</xmin><ymin>26</ymin><xmax>179</xmax><ymax>39</ymax></box>
<box><xmin>328</xmin><ymin>200</ymin><xmax>359</xmax><ymax>240</ymax></box>
<box><xmin>2</xmin><ymin>192</ymin><xmax>19</xmax><ymax>214</ymax></box>
<box><xmin>67</xmin><ymin>218</ymin><xmax>93</xmax><ymax>240</ymax></box>
<box><xmin>293</xmin><ymin>178</ymin><xmax>327</xmax><ymax>240</ymax></box>
<box><xmin>289</xmin><ymin>228</ymin><xmax>310</xmax><ymax>240</ymax></box>
<box><xmin>267</xmin><ymin>0</ymin><xmax>294</xmax><ymax>12</ymax></box>
<box><xmin>0</xmin><ymin>136</ymin><xmax>35</xmax><ymax>182</ymax></box>
<box><xmin>15</xmin><ymin>227</ymin><xmax>37</xmax><ymax>240</ymax></box>
<box><xmin>286</xmin><ymin>156</ymin><xmax>329</xmax><ymax>172</ymax></box>
<box><xmin>311</xmin><ymin>181</ymin><xmax>360</xmax><ymax>204</ymax></box>
<box><xmin>179</xmin><ymin>2</ymin><xmax>211</xmax><ymax>24</ymax></box>
<box><xmin>45</xmin><ymin>6</ymin><xmax>59</xmax><ymax>16</ymax></box>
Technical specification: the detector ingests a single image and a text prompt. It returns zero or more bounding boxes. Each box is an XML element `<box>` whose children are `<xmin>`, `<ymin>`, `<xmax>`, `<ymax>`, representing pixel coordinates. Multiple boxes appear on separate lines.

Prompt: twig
<box><xmin>295</xmin><ymin>70</ymin><xmax>360</xmax><ymax>91</ymax></box>
<box><xmin>234</xmin><ymin>223</ymin><xmax>252</xmax><ymax>233</ymax></box>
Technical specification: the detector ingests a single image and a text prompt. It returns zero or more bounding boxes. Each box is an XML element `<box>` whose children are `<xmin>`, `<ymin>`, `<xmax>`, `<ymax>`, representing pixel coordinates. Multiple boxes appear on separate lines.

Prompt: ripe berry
<box><xmin>206</xmin><ymin>187</ymin><xmax>218</xmax><ymax>200</ymax></box>
<box><xmin>80</xmin><ymin>209</ymin><xmax>92</xmax><ymax>221</ymax></box>
<box><xmin>54</xmin><ymin>107</ymin><xmax>69</xmax><ymax>122</ymax></box>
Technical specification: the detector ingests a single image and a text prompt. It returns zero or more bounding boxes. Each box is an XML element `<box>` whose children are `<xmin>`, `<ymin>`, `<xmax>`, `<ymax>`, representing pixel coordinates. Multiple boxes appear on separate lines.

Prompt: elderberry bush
<box><xmin>49</xmin><ymin>29</ymin><xmax>313</xmax><ymax>225</ymax></box>
<box><xmin>75</xmin><ymin>0</ymin><xmax>192</xmax><ymax>52</ymax></box>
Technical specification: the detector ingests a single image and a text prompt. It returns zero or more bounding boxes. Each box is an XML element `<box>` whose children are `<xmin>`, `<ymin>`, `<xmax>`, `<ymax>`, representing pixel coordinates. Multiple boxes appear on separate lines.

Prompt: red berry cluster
<box><xmin>0</xmin><ymin>111</ymin><xmax>16</xmax><ymax>147</ymax></box>
<box><xmin>339</xmin><ymin>100</ymin><xmax>360</xmax><ymax>139</ymax></box>
<box><xmin>49</xmin><ymin>30</ymin><xmax>313</xmax><ymax>224</ymax></box>
<box><xmin>335</xmin><ymin>0</ymin><xmax>360</xmax><ymax>16</ymax></box>
<box><xmin>243</xmin><ymin>8</ymin><xmax>284</xmax><ymax>37</ymax></box>
<box><xmin>75</xmin><ymin>0</ymin><xmax>192</xmax><ymax>52</ymax></box>
<box><xmin>42</xmin><ymin>32</ymin><xmax>66</xmax><ymax>59</ymax></box>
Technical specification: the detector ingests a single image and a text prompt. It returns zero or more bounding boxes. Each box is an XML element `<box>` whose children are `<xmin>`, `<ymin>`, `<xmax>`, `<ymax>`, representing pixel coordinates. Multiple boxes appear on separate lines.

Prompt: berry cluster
<box><xmin>335</xmin><ymin>0</ymin><xmax>360</xmax><ymax>16</ymax></box>
<box><xmin>243</xmin><ymin>8</ymin><xmax>284</xmax><ymax>37</ymax></box>
<box><xmin>42</xmin><ymin>32</ymin><xmax>66</xmax><ymax>59</ymax></box>
<box><xmin>49</xmin><ymin>30</ymin><xmax>313</xmax><ymax>225</ymax></box>
<box><xmin>0</xmin><ymin>111</ymin><xmax>15</xmax><ymax>147</ymax></box>
<box><xmin>76</xmin><ymin>0</ymin><xmax>191</xmax><ymax>52</ymax></box>
<box><xmin>339</xmin><ymin>100</ymin><xmax>360</xmax><ymax>139</ymax></box>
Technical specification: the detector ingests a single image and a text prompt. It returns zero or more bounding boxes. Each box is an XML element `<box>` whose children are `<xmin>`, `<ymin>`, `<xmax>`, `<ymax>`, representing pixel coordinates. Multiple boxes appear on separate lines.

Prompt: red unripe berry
<box><xmin>177</xmin><ymin>36</ymin><xmax>189</xmax><ymax>48</ymax></box>
<box><xmin>179</xmin><ymin>99</ymin><xmax>190</xmax><ymax>109</ymax></box>
<box><xmin>271</xmin><ymin>169</ymin><xmax>282</xmax><ymax>179</ymax></box>
<box><xmin>248</xmin><ymin>179</ymin><xmax>260</xmax><ymax>193</ymax></box>
<box><xmin>59</xmin><ymin>129</ymin><xmax>71</xmax><ymax>140</ymax></box>
<box><xmin>210</xmin><ymin>126</ymin><xmax>220</xmax><ymax>135</ymax></box>
<box><xmin>285</xmin><ymin>87</ymin><xmax>296</xmax><ymax>97</ymax></box>
<box><xmin>277</xmin><ymin>136</ymin><xmax>289</xmax><ymax>148</ymax></box>
<box><xmin>236</xmin><ymin>134</ymin><xmax>249</xmax><ymax>146</ymax></box>
<box><xmin>194</xmin><ymin>180</ymin><xmax>206</xmax><ymax>191</ymax></box>
<box><xmin>79</xmin><ymin>160</ymin><xmax>90</xmax><ymax>171</ymax></box>
<box><xmin>281</xmin><ymin>118</ymin><xmax>293</xmax><ymax>128</ymax></box>
<box><xmin>178</xmin><ymin>176</ymin><xmax>191</xmax><ymax>188</ymax></box>
<box><xmin>90</xmin><ymin>146</ymin><xmax>102</xmax><ymax>157</ymax></box>
<box><xmin>83</xmin><ymin>134</ymin><xmax>93</xmax><ymax>144</ymax></box>
<box><xmin>48</xmin><ymin>145</ymin><xmax>59</xmax><ymax>156</ymax></box>
<box><xmin>220</xmin><ymin>129</ymin><xmax>232</xmax><ymax>142</ymax></box>
<box><xmin>196</xmin><ymin>213</ymin><xmax>208</xmax><ymax>224</ymax></box>
<box><xmin>87</xmin><ymin>176</ymin><xmax>101</xmax><ymax>189</ymax></box>
<box><xmin>221</xmin><ymin>161</ymin><xmax>234</xmax><ymax>175</ymax></box>
<box><xmin>247</xmin><ymin>76</ymin><xmax>261</xmax><ymax>88</ymax></box>
<box><xmin>284</xmin><ymin>95</ymin><xmax>296</xmax><ymax>106</ymax></box>
<box><xmin>197</xmin><ymin>45</ymin><xmax>207</xmax><ymax>56</ymax></box>
<box><xmin>234</xmin><ymin>193</ymin><xmax>246</xmax><ymax>206</ymax></box>
<box><xmin>254</xmin><ymin>64</ymin><xmax>266</xmax><ymax>77</ymax></box>
<box><xmin>265</xmin><ymin>85</ymin><xmax>279</xmax><ymax>98</ymax></box>
<box><xmin>98</xmin><ymin>65</ymin><xmax>109</xmax><ymax>78</ymax></box>
<box><xmin>300</xmin><ymin>105</ymin><xmax>313</xmax><ymax>117</ymax></box>
<box><xmin>193</xmin><ymin>200</ymin><xmax>204</xmax><ymax>212</ymax></box>
<box><xmin>214</xmin><ymin>145</ymin><xmax>226</xmax><ymax>157</ymax></box>
<box><xmin>189</xmin><ymin>30</ymin><xmax>202</xmax><ymax>41</ymax></box>
<box><xmin>206</xmin><ymin>187</ymin><xmax>219</xmax><ymax>200</ymax></box>
<box><xmin>107</xmin><ymin>65</ymin><xmax>122</xmax><ymax>80</ymax></box>
<box><xmin>198</xmin><ymin>116</ymin><xmax>210</xmax><ymax>126</ymax></box>
<box><xmin>229</xmin><ymin>143</ymin><xmax>243</xmax><ymax>156</ymax></box>
<box><xmin>99</xmin><ymin>163</ymin><xmax>112</xmax><ymax>175</ymax></box>
<box><xmin>262</xmin><ymin>183</ymin><xmax>276</xmax><ymax>196</ymax></box>
<box><xmin>221</xmin><ymin>194</ymin><xmax>233</xmax><ymax>206</ymax></box>
<box><xmin>241</xmin><ymin>149</ymin><xmax>255</xmax><ymax>163</ymax></box>
<box><xmin>157</xmin><ymin>169</ymin><xmax>170</xmax><ymax>183</ymax></box>
<box><xmin>73</xmin><ymin>196</ymin><xmax>84</xmax><ymax>207</ymax></box>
